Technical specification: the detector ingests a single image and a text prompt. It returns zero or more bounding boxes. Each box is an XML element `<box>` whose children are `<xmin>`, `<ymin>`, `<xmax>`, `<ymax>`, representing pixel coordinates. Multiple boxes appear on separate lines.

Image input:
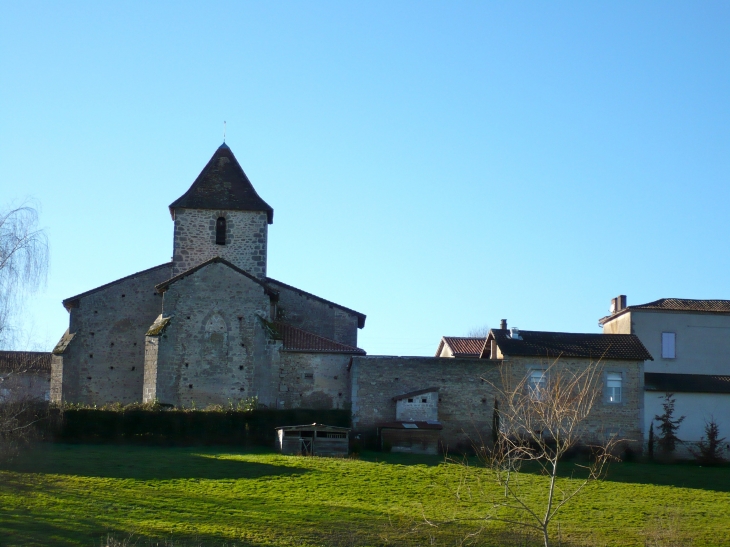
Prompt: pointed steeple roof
<box><xmin>169</xmin><ymin>143</ymin><xmax>274</xmax><ymax>223</ymax></box>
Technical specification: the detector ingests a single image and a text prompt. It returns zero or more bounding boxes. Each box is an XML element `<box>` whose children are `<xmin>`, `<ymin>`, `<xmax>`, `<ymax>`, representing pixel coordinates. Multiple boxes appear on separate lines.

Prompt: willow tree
<box><xmin>0</xmin><ymin>204</ymin><xmax>49</xmax><ymax>348</ymax></box>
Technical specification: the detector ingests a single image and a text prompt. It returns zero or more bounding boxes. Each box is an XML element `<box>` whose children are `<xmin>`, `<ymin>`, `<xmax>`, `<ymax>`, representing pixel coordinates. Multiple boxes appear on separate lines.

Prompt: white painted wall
<box><xmin>645</xmin><ymin>391</ymin><xmax>730</xmax><ymax>445</ymax></box>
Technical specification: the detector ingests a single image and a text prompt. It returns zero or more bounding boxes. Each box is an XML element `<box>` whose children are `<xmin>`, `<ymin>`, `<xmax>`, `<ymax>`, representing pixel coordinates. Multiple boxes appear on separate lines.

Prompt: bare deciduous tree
<box><xmin>436</xmin><ymin>358</ymin><xmax>621</xmax><ymax>547</ymax></box>
<box><xmin>466</xmin><ymin>325</ymin><xmax>490</xmax><ymax>338</ymax></box>
<box><xmin>0</xmin><ymin>203</ymin><xmax>49</xmax><ymax>348</ymax></box>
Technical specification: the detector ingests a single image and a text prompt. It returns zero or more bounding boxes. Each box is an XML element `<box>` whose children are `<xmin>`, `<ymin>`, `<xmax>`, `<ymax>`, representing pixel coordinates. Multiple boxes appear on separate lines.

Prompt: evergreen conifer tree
<box><xmin>654</xmin><ymin>393</ymin><xmax>685</xmax><ymax>456</ymax></box>
<box><xmin>690</xmin><ymin>418</ymin><xmax>726</xmax><ymax>465</ymax></box>
<box><xmin>648</xmin><ymin>422</ymin><xmax>654</xmax><ymax>460</ymax></box>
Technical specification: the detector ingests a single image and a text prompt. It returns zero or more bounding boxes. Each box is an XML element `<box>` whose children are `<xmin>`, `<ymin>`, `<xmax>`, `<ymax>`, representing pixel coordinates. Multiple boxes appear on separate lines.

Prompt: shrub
<box><xmin>690</xmin><ymin>418</ymin><xmax>727</xmax><ymax>466</ymax></box>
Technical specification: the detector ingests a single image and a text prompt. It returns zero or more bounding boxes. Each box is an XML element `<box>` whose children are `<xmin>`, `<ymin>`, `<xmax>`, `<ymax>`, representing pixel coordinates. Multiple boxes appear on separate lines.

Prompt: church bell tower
<box><xmin>168</xmin><ymin>143</ymin><xmax>274</xmax><ymax>278</ymax></box>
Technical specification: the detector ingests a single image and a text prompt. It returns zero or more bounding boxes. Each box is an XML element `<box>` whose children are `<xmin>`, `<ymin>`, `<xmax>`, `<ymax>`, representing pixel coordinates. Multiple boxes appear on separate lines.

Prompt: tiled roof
<box><xmin>169</xmin><ymin>144</ymin><xmax>274</xmax><ymax>224</ymax></box>
<box><xmin>0</xmin><ymin>351</ymin><xmax>52</xmax><ymax>372</ymax></box>
<box><xmin>633</xmin><ymin>298</ymin><xmax>730</xmax><ymax>313</ymax></box>
<box><xmin>273</xmin><ymin>322</ymin><xmax>365</xmax><ymax>355</ymax></box>
<box><xmin>599</xmin><ymin>298</ymin><xmax>730</xmax><ymax>325</ymax></box>
<box><xmin>435</xmin><ymin>336</ymin><xmax>484</xmax><ymax>357</ymax></box>
<box><xmin>488</xmin><ymin>329</ymin><xmax>653</xmax><ymax>361</ymax></box>
<box><xmin>645</xmin><ymin>373</ymin><xmax>730</xmax><ymax>394</ymax></box>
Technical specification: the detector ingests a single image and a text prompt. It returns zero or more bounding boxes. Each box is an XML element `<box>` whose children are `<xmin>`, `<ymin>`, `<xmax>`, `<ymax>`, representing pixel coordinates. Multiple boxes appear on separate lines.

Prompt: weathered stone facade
<box><xmin>172</xmin><ymin>209</ymin><xmax>268</xmax><ymax>278</ymax></box>
<box><xmin>52</xmin><ymin>264</ymin><xmax>172</xmax><ymax>405</ymax></box>
<box><xmin>275</xmin><ymin>352</ymin><xmax>352</xmax><ymax>410</ymax></box>
<box><xmin>267</xmin><ymin>279</ymin><xmax>364</xmax><ymax>347</ymax></box>
<box><xmin>351</xmin><ymin>356</ymin><xmax>644</xmax><ymax>451</ymax></box>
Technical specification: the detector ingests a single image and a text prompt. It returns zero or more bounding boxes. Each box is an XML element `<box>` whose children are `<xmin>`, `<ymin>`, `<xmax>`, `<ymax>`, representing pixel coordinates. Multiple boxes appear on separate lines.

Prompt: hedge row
<box><xmin>50</xmin><ymin>407</ymin><xmax>351</xmax><ymax>446</ymax></box>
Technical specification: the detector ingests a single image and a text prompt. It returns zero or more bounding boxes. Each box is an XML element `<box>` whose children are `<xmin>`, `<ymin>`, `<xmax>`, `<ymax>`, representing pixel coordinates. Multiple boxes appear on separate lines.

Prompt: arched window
<box><xmin>215</xmin><ymin>217</ymin><xmax>226</xmax><ymax>245</ymax></box>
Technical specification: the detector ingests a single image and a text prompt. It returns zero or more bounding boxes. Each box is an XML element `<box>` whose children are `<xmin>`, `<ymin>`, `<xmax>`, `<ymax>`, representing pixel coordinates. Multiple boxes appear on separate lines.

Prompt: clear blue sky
<box><xmin>1</xmin><ymin>2</ymin><xmax>729</xmax><ymax>355</ymax></box>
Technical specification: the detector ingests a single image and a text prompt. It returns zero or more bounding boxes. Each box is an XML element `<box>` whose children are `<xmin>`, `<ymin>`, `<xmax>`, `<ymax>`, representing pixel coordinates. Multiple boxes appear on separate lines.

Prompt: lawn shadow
<box><xmin>599</xmin><ymin>460</ymin><xmax>730</xmax><ymax>492</ymax></box>
<box><xmin>510</xmin><ymin>458</ymin><xmax>730</xmax><ymax>493</ymax></box>
<box><xmin>1</xmin><ymin>444</ymin><xmax>308</xmax><ymax>480</ymax></box>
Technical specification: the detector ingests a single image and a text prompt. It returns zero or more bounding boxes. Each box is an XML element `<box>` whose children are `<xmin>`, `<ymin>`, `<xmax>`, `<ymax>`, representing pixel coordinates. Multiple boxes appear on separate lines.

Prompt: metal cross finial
<box><xmin>223</xmin><ymin>121</ymin><xmax>226</xmax><ymax>143</ymax></box>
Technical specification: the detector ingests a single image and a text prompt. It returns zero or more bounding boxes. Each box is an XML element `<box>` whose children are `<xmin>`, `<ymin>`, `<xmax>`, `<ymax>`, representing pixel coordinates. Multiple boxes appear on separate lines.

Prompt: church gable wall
<box><xmin>172</xmin><ymin>209</ymin><xmax>268</xmax><ymax>278</ymax></box>
<box><xmin>54</xmin><ymin>265</ymin><xmax>171</xmax><ymax>405</ymax></box>
<box><xmin>276</xmin><ymin>352</ymin><xmax>351</xmax><ymax>410</ymax></box>
<box><xmin>268</xmin><ymin>281</ymin><xmax>360</xmax><ymax>347</ymax></box>
<box><xmin>149</xmin><ymin>262</ymin><xmax>275</xmax><ymax>407</ymax></box>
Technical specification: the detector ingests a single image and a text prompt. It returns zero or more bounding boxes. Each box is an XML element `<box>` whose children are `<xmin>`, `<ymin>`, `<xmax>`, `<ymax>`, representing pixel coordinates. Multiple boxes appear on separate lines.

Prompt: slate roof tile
<box><xmin>169</xmin><ymin>144</ymin><xmax>274</xmax><ymax>223</ymax></box>
<box><xmin>488</xmin><ymin>329</ymin><xmax>653</xmax><ymax>361</ymax></box>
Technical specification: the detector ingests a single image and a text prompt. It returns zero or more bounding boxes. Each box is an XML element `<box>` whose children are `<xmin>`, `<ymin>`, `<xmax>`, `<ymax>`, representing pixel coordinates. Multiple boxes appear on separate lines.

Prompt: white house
<box><xmin>600</xmin><ymin>295</ymin><xmax>730</xmax><ymax>455</ymax></box>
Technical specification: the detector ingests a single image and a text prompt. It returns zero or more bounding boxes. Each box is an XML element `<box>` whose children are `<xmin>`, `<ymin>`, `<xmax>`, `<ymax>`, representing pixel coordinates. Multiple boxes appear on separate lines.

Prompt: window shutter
<box><xmin>661</xmin><ymin>332</ymin><xmax>676</xmax><ymax>358</ymax></box>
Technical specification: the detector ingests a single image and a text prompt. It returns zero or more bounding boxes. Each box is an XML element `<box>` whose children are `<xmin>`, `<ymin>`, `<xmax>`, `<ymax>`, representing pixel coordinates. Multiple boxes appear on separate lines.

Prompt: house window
<box><xmin>215</xmin><ymin>217</ymin><xmax>226</xmax><ymax>245</ymax></box>
<box><xmin>528</xmin><ymin>370</ymin><xmax>547</xmax><ymax>400</ymax></box>
<box><xmin>661</xmin><ymin>332</ymin><xmax>676</xmax><ymax>359</ymax></box>
<box><xmin>606</xmin><ymin>373</ymin><xmax>622</xmax><ymax>403</ymax></box>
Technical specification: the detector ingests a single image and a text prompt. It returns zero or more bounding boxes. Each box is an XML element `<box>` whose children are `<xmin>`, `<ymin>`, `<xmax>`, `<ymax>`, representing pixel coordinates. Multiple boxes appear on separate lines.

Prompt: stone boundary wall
<box><xmin>351</xmin><ymin>356</ymin><xmax>501</xmax><ymax>451</ymax></box>
<box><xmin>351</xmin><ymin>356</ymin><xmax>644</xmax><ymax>452</ymax></box>
<box><xmin>277</xmin><ymin>352</ymin><xmax>352</xmax><ymax>410</ymax></box>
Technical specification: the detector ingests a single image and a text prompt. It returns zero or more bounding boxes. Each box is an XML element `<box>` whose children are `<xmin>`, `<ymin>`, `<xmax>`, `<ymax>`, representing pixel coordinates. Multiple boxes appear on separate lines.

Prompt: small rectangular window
<box><xmin>421</xmin><ymin>398</ymin><xmax>427</xmax><ymax>403</ymax></box>
<box><xmin>606</xmin><ymin>373</ymin><xmax>622</xmax><ymax>403</ymax></box>
<box><xmin>528</xmin><ymin>370</ymin><xmax>547</xmax><ymax>400</ymax></box>
<box><xmin>661</xmin><ymin>332</ymin><xmax>676</xmax><ymax>359</ymax></box>
<box><xmin>407</xmin><ymin>398</ymin><xmax>414</xmax><ymax>403</ymax></box>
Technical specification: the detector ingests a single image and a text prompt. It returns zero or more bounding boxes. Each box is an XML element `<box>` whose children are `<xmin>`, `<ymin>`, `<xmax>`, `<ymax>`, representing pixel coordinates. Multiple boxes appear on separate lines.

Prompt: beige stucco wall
<box><xmin>605</xmin><ymin>310</ymin><xmax>730</xmax><ymax>375</ymax></box>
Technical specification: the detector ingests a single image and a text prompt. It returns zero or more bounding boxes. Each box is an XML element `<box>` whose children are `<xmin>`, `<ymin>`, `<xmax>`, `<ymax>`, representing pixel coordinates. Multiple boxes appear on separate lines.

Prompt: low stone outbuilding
<box><xmin>0</xmin><ymin>351</ymin><xmax>52</xmax><ymax>402</ymax></box>
<box><xmin>276</xmin><ymin>423</ymin><xmax>350</xmax><ymax>456</ymax></box>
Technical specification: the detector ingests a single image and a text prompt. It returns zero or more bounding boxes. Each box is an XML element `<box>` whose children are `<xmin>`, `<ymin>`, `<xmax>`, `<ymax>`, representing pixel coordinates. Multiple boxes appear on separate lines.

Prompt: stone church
<box><xmin>51</xmin><ymin>143</ymin><xmax>366</xmax><ymax>409</ymax></box>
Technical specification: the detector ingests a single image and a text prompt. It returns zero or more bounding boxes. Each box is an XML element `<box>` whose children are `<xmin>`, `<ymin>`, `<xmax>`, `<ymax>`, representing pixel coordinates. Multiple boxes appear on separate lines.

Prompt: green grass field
<box><xmin>0</xmin><ymin>444</ymin><xmax>728</xmax><ymax>546</ymax></box>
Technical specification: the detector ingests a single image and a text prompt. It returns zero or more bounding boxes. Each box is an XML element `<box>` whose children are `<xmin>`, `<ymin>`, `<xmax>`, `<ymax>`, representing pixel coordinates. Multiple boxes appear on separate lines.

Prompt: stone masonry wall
<box><xmin>267</xmin><ymin>279</ymin><xmax>361</xmax><ymax>347</ymax></box>
<box><xmin>172</xmin><ymin>209</ymin><xmax>268</xmax><ymax>278</ymax></box>
<box><xmin>0</xmin><ymin>371</ymin><xmax>50</xmax><ymax>402</ymax></box>
<box><xmin>143</xmin><ymin>261</ymin><xmax>276</xmax><ymax>407</ymax></box>
<box><xmin>53</xmin><ymin>263</ymin><xmax>172</xmax><ymax>405</ymax></box>
<box><xmin>351</xmin><ymin>356</ymin><xmax>644</xmax><ymax>451</ymax></box>
<box><xmin>276</xmin><ymin>352</ymin><xmax>352</xmax><ymax>410</ymax></box>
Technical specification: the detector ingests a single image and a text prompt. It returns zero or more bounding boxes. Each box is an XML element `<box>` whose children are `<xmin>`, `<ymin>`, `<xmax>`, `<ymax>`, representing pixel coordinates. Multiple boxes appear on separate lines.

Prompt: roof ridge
<box><xmin>156</xmin><ymin>257</ymin><xmax>274</xmax><ymax>294</ymax></box>
<box><xmin>62</xmin><ymin>262</ymin><xmax>172</xmax><ymax>309</ymax></box>
<box><xmin>265</xmin><ymin>277</ymin><xmax>366</xmax><ymax>327</ymax></box>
